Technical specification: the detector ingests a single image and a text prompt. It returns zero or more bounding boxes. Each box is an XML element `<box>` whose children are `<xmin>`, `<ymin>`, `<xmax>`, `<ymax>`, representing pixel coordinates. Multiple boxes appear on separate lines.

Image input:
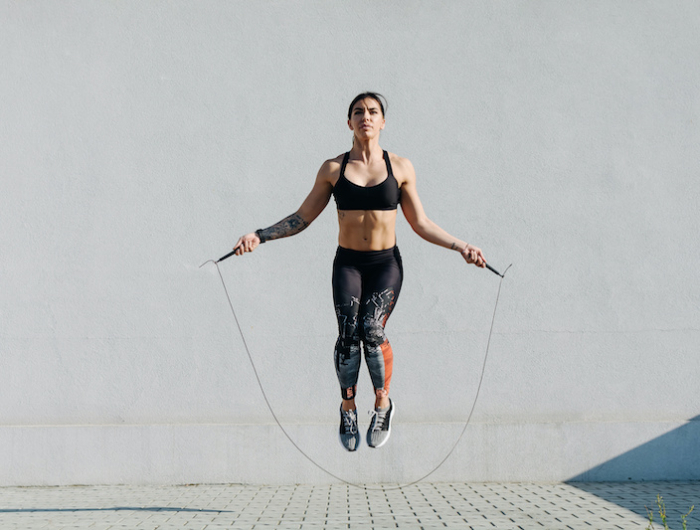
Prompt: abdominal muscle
<box><xmin>337</xmin><ymin>209</ymin><xmax>398</xmax><ymax>251</ymax></box>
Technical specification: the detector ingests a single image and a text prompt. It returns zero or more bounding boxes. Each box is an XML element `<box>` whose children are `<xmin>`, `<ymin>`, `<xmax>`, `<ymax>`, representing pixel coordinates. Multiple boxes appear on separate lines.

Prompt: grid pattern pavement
<box><xmin>0</xmin><ymin>481</ymin><xmax>698</xmax><ymax>529</ymax></box>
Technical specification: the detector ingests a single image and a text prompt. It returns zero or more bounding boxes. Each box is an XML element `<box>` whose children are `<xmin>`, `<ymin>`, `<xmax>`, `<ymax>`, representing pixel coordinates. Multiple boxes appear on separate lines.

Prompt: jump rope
<box><xmin>201</xmin><ymin>248</ymin><xmax>511</xmax><ymax>490</ymax></box>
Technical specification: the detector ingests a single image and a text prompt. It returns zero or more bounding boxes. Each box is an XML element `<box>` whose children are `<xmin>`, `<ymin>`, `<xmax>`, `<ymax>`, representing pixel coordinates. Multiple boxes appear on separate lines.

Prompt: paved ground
<box><xmin>0</xmin><ymin>481</ymin><xmax>698</xmax><ymax>529</ymax></box>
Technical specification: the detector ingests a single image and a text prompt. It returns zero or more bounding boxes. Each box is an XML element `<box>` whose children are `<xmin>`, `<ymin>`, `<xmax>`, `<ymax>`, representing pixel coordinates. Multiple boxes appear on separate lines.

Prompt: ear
<box><xmin>347</xmin><ymin>119</ymin><xmax>353</xmax><ymax>131</ymax></box>
<box><xmin>380</xmin><ymin>118</ymin><xmax>386</xmax><ymax>130</ymax></box>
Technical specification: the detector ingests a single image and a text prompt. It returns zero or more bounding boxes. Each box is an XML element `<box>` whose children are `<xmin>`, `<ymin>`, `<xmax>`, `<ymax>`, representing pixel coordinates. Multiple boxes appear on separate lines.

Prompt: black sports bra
<box><xmin>332</xmin><ymin>151</ymin><xmax>401</xmax><ymax>211</ymax></box>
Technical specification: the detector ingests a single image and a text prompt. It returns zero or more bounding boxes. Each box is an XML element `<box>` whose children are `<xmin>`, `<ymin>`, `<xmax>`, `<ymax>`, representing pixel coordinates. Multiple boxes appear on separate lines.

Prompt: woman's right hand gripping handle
<box><xmin>233</xmin><ymin>232</ymin><xmax>262</xmax><ymax>256</ymax></box>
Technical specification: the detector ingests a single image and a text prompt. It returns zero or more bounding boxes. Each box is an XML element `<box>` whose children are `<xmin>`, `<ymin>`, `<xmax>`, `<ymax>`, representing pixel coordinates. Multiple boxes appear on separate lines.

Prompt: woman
<box><xmin>233</xmin><ymin>92</ymin><xmax>486</xmax><ymax>452</ymax></box>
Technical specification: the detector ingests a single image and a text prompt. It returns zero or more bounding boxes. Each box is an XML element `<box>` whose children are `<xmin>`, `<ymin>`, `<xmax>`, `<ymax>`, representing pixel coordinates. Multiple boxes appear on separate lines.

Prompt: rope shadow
<box><xmin>0</xmin><ymin>506</ymin><xmax>234</xmax><ymax>513</ymax></box>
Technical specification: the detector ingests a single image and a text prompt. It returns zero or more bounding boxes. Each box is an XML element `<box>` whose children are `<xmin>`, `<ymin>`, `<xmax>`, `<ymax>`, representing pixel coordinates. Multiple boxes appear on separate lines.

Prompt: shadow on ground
<box><xmin>0</xmin><ymin>507</ymin><xmax>233</xmax><ymax>513</ymax></box>
<box><xmin>569</xmin><ymin>482</ymin><xmax>699</xmax><ymax>529</ymax></box>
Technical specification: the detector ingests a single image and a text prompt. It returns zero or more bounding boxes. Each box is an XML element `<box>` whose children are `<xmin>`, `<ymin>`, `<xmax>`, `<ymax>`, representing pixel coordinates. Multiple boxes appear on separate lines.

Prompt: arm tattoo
<box><xmin>256</xmin><ymin>213</ymin><xmax>309</xmax><ymax>243</ymax></box>
<box><xmin>451</xmin><ymin>242</ymin><xmax>457</xmax><ymax>250</ymax></box>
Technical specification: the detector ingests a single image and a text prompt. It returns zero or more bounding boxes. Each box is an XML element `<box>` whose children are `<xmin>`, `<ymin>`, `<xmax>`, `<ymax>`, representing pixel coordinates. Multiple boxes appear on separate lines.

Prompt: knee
<box><xmin>361</xmin><ymin>318</ymin><xmax>386</xmax><ymax>347</ymax></box>
<box><xmin>337</xmin><ymin>325</ymin><xmax>360</xmax><ymax>350</ymax></box>
<box><xmin>344</xmin><ymin>321</ymin><xmax>361</xmax><ymax>341</ymax></box>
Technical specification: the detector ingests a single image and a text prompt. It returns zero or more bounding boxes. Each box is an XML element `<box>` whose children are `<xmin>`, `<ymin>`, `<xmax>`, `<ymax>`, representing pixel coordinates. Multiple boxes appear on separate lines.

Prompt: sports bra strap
<box><xmin>339</xmin><ymin>152</ymin><xmax>350</xmax><ymax>178</ymax></box>
<box><xmin>383</xmin><ymin>150</ymin><xmax>393</xmax><ymax>176</ymax></box>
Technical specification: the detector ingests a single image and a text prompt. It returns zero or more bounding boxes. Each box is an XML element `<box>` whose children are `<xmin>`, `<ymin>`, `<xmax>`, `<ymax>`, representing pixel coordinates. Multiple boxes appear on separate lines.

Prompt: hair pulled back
<box><xmin>347</xmin><ymin>92</ymin><xmax>387</xmax><ymax>119</ymax></box>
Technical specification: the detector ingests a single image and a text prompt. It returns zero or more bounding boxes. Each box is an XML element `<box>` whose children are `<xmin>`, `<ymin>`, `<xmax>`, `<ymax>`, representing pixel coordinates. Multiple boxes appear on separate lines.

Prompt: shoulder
<box><xmin>316</xmin><ymin>153</ymin><xmax>346</xmax><ymax>185</ymax></box>
<box><xmin>386</xmin><ymin>151</ymin><xmax>416</xmax><ymax>185</ymax></box>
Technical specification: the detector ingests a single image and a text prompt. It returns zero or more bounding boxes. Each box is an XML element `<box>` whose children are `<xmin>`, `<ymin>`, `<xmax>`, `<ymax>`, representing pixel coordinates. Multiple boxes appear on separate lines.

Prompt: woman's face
<box><xmin>348</xmin><ymin>97</ymin><xmax>385</xmax><ymax>140</ymax></box>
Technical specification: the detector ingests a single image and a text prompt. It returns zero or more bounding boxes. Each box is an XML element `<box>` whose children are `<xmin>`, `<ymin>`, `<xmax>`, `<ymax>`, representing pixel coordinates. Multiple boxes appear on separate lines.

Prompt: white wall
<box><xmin>1</xmin><ymin>1</ymin><xmax>699</xmax><ymax>485</ymax></box>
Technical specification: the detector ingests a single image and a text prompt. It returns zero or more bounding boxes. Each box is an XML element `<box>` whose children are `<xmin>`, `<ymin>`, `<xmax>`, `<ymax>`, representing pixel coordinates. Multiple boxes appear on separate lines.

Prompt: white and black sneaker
<box><xmin>367</xmin><ymin>399</ymin><xmax>394</xmax><ymax>448</ymax></box>
<box><xmin>339</xmin><ymin>406</ymin><xmax>360</xmax><ymax>452</ymax></box>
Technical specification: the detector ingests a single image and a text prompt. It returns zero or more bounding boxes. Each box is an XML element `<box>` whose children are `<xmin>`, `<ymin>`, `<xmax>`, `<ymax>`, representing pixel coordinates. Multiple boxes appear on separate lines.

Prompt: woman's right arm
<box><xmin>233</xmin><ymin>160</ymin><xmax>336</xmax><ymax>255</ymax></box>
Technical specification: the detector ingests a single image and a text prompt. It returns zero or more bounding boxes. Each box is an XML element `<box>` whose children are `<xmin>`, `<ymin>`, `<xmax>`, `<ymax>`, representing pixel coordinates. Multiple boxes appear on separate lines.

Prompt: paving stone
<box><xmin>0</xmin><ymin>481</ymin><xmax>698</xmax><ymax>529</ymax></box>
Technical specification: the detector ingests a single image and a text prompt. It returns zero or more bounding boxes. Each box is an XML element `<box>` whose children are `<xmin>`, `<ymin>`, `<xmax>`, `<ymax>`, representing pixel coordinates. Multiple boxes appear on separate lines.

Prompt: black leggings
<box><xmin>332</xmin><ymin>246</ymin><xmax>403</xmax><ymax>401</ymax></box>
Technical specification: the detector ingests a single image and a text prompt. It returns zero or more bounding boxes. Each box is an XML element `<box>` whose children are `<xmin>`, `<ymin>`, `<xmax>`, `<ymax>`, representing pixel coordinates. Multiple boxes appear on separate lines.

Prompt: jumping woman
<box><xmin>233</xmin><ymin>92</ymin><xmax>487</xmax><ymax>452</ymax></box>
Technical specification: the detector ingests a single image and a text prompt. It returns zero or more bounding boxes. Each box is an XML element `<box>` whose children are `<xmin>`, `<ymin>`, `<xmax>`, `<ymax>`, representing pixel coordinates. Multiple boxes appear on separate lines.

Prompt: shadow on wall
<box><xmin>567</xmin><ymin>415</ymin><xmax>700</xmax><ymax>482</ymax></box>
<box><xmin>566</xmin><ymin>415</ymin><xmax>700</xmax><ymax>524</ymax></box>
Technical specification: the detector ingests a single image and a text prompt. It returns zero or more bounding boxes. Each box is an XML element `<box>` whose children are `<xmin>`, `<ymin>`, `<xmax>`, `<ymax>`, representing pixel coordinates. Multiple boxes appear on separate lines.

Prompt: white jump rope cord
<box><xmin>203</xmin><ymin>259</ymin><xmax>511</xmax><ymax>491</ymax></box>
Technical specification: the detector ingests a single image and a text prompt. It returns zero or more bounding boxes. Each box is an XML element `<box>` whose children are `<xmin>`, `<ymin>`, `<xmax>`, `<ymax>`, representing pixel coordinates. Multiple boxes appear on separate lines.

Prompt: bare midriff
<box><xmin>336</xmin><ymin>209</ymin><xmax>398</xmax><ymax>251</ymax></box>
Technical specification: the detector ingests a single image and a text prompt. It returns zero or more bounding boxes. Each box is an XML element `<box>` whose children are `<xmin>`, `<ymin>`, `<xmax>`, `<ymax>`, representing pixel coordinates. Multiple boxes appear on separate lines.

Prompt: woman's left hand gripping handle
<box><xmin>460</xmin><ymin>244</ymin><xmax>486</xmax><ymax>268</ymax></box>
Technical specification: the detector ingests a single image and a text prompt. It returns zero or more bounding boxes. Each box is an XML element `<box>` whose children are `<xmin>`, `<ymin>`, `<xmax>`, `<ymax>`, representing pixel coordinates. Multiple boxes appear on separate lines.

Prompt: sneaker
<box><xmin>367</xmin><ymin>399</ymin><xmax>394</xmax><ymax>448</ymax></box>
<box><xmin>339</xmin><ymin>406</ymin><xmax>360</xmax><ymax>452</ymax></box>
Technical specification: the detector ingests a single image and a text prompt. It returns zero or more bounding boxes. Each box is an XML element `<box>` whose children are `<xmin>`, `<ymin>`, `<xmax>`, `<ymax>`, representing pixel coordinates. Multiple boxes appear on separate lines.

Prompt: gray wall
<box><xmin>1</xmin><ymin>1</ymin><xmax>698</xmax><ymax>486</ymax></box>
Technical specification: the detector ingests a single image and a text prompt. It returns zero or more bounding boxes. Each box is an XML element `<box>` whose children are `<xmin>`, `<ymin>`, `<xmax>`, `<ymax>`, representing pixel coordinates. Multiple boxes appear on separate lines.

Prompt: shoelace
<box><xmin>342</xmin><ymin>410</ymin><xmax>358</xmax><ymax>434</ymax></box>
<box><xmin>369</xmin><ymin>409</ymin><xmax>388</xmax><ymax>431</ymax></box>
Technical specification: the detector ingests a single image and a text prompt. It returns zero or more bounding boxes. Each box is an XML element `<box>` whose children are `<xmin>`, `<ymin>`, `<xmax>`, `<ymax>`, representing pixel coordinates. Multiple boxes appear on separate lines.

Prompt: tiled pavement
<box><xmin>0</xmin><ymin>481</ymin><xmax>698</xmax><ymax>529</ymax></box>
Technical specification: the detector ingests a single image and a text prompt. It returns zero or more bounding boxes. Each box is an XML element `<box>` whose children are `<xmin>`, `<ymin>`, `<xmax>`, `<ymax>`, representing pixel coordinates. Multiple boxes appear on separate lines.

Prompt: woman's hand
<box><xmin>460</xmin><ymin>244</ymin><xmax>486</xmax><ymax>268</ymax></box>
<box><xmin>233</xmin><ymin>233</ymin><xmax>261</xmax><ymax>256</ymax></box>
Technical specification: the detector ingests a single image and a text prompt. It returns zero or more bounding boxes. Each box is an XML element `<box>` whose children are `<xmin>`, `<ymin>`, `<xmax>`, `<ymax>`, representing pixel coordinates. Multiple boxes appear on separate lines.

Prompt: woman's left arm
<box><xmin>396</xmin><ymin>157</ymin><xmax>486</xmax><ymax>268</ymax></box>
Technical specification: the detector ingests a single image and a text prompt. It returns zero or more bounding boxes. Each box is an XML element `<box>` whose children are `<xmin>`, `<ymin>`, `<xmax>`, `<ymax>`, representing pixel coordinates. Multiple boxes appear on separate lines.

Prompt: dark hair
<box><xmin>347</xmin><ymin>92</ymin><xmax>387</xmax><ymax>119</ymax></box>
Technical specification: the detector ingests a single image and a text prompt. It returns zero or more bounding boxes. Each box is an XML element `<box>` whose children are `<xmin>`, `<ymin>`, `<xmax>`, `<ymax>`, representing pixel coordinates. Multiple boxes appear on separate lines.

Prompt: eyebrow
<box><xmin>353</xmin><ymin>105</ymin><xmax>379</xmax><ymax>112</ymax></box>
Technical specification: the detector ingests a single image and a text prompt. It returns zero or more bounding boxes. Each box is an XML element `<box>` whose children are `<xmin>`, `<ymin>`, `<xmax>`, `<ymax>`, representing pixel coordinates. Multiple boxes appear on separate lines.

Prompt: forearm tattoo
<box><xmin>256</xmin><ymin>213</ymin><xmax>309</xmax><ymax>243</ymax></box>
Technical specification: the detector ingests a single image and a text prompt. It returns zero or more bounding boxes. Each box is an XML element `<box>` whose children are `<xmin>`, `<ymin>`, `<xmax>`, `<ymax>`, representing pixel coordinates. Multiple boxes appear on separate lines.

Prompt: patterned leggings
<box><xmin>332</xmin><ymin>246</ymin><xmax>403</xmax><ymax>401</ymax></box>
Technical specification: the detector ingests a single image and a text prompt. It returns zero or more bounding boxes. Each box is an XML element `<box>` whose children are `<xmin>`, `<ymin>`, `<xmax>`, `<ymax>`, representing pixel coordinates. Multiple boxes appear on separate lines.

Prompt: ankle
<box><xmin>374</xmin><ymin>397</ymin><xmax>390</xmax><ymax>410</ymax></box>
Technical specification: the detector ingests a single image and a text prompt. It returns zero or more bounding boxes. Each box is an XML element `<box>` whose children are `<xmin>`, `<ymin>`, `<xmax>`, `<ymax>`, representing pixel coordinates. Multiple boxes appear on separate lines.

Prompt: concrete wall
<box><xmin>1</xmin><ymin>1</ymin><xmax>698</xmax><ymax>485</ymax></box>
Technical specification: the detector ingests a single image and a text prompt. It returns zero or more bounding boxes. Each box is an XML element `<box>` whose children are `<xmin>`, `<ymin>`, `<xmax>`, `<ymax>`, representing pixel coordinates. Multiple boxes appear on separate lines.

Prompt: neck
<box><xmin>350</xmin><ymin>137</ymin><xmax>383</xmax><ymax>162</ymax></box>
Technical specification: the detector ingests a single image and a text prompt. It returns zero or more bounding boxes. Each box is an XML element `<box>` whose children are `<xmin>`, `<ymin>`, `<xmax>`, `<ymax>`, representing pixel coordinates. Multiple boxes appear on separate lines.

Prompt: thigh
<box><xmin>332</xmin><ymin>258</ymin><xmax>362</xmax><ymax>331</ymax></box>
<box><xmin>361</xmin><ymin>253</ymin><xmax>403</xmax><ymax>323</ymax></box>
